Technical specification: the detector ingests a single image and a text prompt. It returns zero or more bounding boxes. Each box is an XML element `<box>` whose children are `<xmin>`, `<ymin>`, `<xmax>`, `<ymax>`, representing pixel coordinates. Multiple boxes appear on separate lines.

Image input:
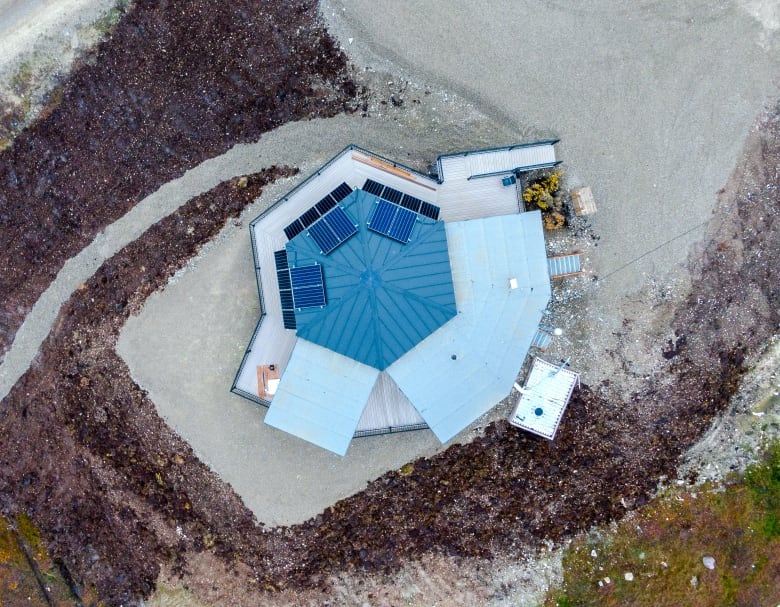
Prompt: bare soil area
<box><xmin>0</xmin><ymin>0</ymin><xmax>358</xmax><ymax>362</ymax></box>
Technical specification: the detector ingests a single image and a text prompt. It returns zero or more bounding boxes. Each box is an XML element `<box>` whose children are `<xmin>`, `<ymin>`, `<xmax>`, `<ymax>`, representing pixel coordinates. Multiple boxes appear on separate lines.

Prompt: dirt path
<box><xmin>0</xmin><ymin>0</ymin><xmax>117</xmax><ymax>75</ymax></box>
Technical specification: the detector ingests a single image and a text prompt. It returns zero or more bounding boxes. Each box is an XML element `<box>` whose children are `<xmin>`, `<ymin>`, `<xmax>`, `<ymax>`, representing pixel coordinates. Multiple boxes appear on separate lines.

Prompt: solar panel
<box><xmin>290</xmin><ymin>265</ymin><xmax>326</xmax><ymax>309</ymax></box>
<box><xmin>314</xmin><ymin>195</ymin><xmax>336</xmax><ymax>215</ymax></box>
<box><xmin>391</xmin><ymin>207</ymin><xmax>417</xmax><ymax>242</ymax></box>
<box><xmin>363</xmin><ymin>179</ymin><xmax>385</xmax><ymax>197</ymax></box>
<box><xmin>279</xmin><ymin>290</ymin><xmax>294</xmax><ymax>309</ymax></box>
<box><xmin>276</xmin><ymin>268</ymin><xmax>291</xmax><ymax>290</ymax></box>
<box><xmin>326</xmin><ymin>206</ymin><xmax>357</xmax><ymax>241</ymax></box>
<box><xmin>419</xmin><ymin>201</ymin><xmax>441</xmax><ymax>220</ymax></box>
<box><xmin>383</xmin><ymin>187</ymin><xmax>403</xmax><ymax>204</ymax></box>
<box><xmin>286</xmin><ymin>184</ymin><xmax>353</xmax><ymax>242</ymax></box>
<box><xmin>367</xmin><ymin>199</ymin><xmax>417</xmax><ymax>243</ymax></box>
<box><xmin>368</xmin><ymin>199</ymin><xmax>396</xmax><ymax>234</ymax></box>
<box><xmin>308</xmin><ymin>206</ymin><xmax>357</xmax><ymax>254</ymax></box>
<box><xmin>274</xmin><ymin>249</ymin><xmax>296</xmax><ymax>329</ymax></box>
<box><xmin>274</xmin><ymin>249</ymin><xmax>288</xmax><ymax>271</ymax></box>
<box><xmin>282</xmin><ymin>309</ymin><xmax>297</xmax><ymax>330</ymax></box>
<box><xmin>284</xmin><ymin>219</ymin><xmax>304</xmax><ymax>240</ymax></box>
<box><xmin>300</xmin><ymin>207</ymin><xmax>321</xmax><ymax>228</ymax></box>
<box><xmin>308</xmin><ymin>221</ymin><xmax>339</xmax><ymax>254</ymax></box>
<box><xmin>400</xmin><ymin>194</ymin><xmax>423</xmax><ymax>213</ymax></box>
<box><xmin>362</xmin><ymin>179</ymin><xmax>434</xmax><ymax>220</ymax></box>
<box><xmin>330</xmin><ymin>182</ymin><xmax>353</xmax><ymax>201</ymax></box>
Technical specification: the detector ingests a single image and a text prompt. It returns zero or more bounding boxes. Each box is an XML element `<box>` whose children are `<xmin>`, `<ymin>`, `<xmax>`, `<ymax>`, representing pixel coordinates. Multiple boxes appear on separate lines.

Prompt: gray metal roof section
<box><xmin>264</xmin><ymin>339</ymin><xmax>380</xmax><ymax>456</ymax></box>
<box><xmin>387</xmin><ymin>211</ymin><xmax>551</xmax><ymax>443</ymax></box>
<box><xmin>285</xmin><ymin>189</ymin><xmax>457</xmax><ymax>371</ymax></box>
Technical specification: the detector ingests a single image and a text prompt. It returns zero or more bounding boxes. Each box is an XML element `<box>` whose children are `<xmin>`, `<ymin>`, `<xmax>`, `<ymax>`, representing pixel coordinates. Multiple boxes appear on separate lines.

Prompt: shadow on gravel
<box><xmin>0</xmin><ymin>0</ymin><xmax>358</xmax><ymax>361</ymax></box>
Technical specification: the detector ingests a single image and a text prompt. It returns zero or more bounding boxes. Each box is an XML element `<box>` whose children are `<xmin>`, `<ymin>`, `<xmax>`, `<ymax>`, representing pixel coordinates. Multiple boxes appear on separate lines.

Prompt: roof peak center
<box><xmin>359</xmin><ymin>268</ymin><xmax>383</xmax><ymax>288</ymax></box>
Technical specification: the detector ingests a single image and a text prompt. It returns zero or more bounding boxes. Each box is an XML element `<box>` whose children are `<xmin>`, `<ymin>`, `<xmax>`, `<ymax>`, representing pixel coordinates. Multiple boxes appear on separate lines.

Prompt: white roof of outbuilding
<box><xmin>508</xmin><ymin>357</ymin><xmax>580</xmax><ymax>440</ymax></box>
<box><xmin>437</xmin><ymin>141</ymin><xmax>559</xmax><ymax>180</ymax></box>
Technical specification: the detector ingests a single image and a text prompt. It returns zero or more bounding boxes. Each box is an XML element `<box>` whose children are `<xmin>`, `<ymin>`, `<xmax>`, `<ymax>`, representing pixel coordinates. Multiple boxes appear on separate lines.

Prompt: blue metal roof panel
<box><xmin>264</xmin><ymin>340</ymin><xmax>379</xmax><ymax>455</ymax></box>
<box><xmin>285</xmin><ymin>190</ymin><xmax>457</xmax><ymax>370</ymax></box>
<box><xmin>387</xmin><ymin>211</ymin><xmax>551</xmax><ymax>443</ymax></box>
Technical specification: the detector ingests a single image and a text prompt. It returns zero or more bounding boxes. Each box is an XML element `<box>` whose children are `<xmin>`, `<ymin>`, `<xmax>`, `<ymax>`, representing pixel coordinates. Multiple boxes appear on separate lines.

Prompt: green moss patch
<box><xmin>546</xmin><ymin>442</ymin><xmax>780</xmax><ymax>606</ymax></box>
<box><xmin>0</xmin><ymin>514</ymin><xmax>82</xmax><ymax>606</ymax></box>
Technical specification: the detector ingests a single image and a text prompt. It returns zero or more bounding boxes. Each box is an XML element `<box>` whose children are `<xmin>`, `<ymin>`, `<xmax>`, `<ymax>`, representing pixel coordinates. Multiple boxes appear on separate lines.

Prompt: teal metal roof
<box><xmin>387</xmin><ymin>211</ymin><xmax>552</xmax><ymax>443</ymax></box>
<box><xmin>285</xmin><ymin>190</ymin><xmax>457</xmax><ymax>370</ymax></box>
<box><xmin>264</xmin><ymin>339</ymin><xmax>380</xmax><ymax>455</ymax></box>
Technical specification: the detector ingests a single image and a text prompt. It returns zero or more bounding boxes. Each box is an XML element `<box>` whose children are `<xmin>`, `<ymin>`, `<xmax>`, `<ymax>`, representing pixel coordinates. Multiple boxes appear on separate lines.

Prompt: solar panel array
<box><xmin>367</xmin><ymin>199</ymin><xmax>417</xmax><ymax>243</ymax></box>
<box><xmin>290</xmin><ymin>264</ymin><xmax>326</xmax><ymax>309</ymax></box>
<box><xmin>419</xmin><ymin>201</ymin><xmax>440</xmax><ymax>220</ymax></box>
<box><xmin>274</xmin><ymin>249</ymin><xmax>296</xmax><ymax>329</ymax></box>
<box><xmin>284</xmin><ymin>182</ymin><xmax>353</xmax><ymax>240</ymax></box>
<box><xmin>362</xmin><ymin>178</ymin><xmax>441</xmax><ymax>220</ymax></box>
<box><xmin>308</xmin><ymin>206</ymin><xmax>358</xmax><ymax>254</ymax></box>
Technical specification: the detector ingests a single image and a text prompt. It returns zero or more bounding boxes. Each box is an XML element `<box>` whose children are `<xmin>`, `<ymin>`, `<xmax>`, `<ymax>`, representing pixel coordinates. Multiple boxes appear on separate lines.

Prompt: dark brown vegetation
<box><xmin>0</xmin><ymin>170</ymin><xmax>298</xmax><ymax>604</ymax></box>
<box><xmin>0</xmin><ymin>0</ymin><xmax>358</xmax><ymax>362</ymax></box>
<box><xmin>0</xmin><ymin>101</ymin><xmax>776</xmax><ymax>605</ymax></box>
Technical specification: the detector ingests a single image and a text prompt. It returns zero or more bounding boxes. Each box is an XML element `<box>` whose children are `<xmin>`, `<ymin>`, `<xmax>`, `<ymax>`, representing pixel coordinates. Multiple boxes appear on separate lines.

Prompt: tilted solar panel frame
<box><xmin>284</xmin><ymin>183</ymin><xmax>354</xmax><ymax>241</ymax></box>
<box><xmin>273</xmin><ymin>249</ymin><xmax>296</xmax><ymax>329</ymax></box>
<box><xmin>290</xmin><ymin>264</ymin><xmax>326</xmax><ymax>309</ymax></box>
<box><xmin>283</xmin><ymin>218</ymin><xmax>304</xmax><ymax>240</ymax></box>
<box><xmin>330</xmin><ymin>182</ymin><xmax>353</xmax><ymax>201</ymax></box>
<box><xmin>382</xmin><ymin>186</ymin><xmax>403</xmax><ymax>204</ymax></box>
<box><xmin>362</xmin><ymin>178</ymin><xmax>385</xmax><ymax>197</ymax></box>
<box><xmin>367</xmin><ymin>198</ymin><xmax>417</xmax><ymax>244</ymax></box>
<box><xmin>307</xmin><ymin>205</ymin><xmax>358</xmax><ymax>255</ymax></box>
<box><xmin>419</xmin><ymin>201</ymin><xmax>441</xmax><ymax>220</ymax></box>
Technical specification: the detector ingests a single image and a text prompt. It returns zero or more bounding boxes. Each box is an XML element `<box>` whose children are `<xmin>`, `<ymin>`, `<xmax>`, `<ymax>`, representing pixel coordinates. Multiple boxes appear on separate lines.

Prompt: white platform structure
<box><xmin>508</xmin><ymin>358</ymin><xmax>580</xmax><ymax>440</ymax></box>
<box><xmin>232</xmin><ymin>142</ymin><xmax>563</xmax><ymax>454</ymax></box>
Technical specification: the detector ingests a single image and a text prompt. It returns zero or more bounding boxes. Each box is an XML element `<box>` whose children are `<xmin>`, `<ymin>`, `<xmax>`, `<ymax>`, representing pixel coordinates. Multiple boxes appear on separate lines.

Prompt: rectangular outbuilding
<box><xmin>509</xmin><ymin>358</ymin><xmax>580</xmax><ymax>440</ymax></box>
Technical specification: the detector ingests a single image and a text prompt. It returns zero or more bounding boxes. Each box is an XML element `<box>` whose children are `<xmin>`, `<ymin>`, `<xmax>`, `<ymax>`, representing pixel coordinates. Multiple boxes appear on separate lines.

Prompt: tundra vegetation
<box><xmin>546</xmin><ymin>440</ymin><xmax>780</xmax><ymax>607</ymax></box>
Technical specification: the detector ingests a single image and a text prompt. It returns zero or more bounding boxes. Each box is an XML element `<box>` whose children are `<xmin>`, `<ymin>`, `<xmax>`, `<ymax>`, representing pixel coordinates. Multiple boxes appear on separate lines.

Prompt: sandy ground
<box><xmin>322</xmin><ymin>0</ymin><xmax>780</xmax><ymax>345</ymax></box>
<box><xmin>0</xmin><ymin>0</ymin><xmax>120</xmax><ymax>113</ymax></box>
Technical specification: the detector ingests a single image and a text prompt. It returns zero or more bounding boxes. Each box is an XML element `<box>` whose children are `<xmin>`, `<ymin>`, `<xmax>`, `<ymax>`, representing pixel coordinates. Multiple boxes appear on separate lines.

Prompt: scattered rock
<box><xmin>703</xmin><ymin>556</ymin><xmax>716</xmax><ymax>570</ymax></box>
<box><xmin>624</xmin><ymin>572</ymin><xmax>634</xmax><ymax>582</ymax></box>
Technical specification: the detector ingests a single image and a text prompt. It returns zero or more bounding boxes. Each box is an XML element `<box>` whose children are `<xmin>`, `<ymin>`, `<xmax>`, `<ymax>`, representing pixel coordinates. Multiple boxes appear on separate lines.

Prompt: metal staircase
<box><xmin>547</xmin><ymin>252</ymin><xmax>583</xmax><ymax>279</ymax></box>
<box><xmin>531</xmin><ymin>329</ymin><xmax>553</xmax><ymax>351</ymax></box>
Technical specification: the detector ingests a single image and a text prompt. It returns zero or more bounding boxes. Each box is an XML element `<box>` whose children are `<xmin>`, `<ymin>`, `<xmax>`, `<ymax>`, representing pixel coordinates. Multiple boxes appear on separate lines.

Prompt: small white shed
<box><xmin>509</xmin><ymin>358</ymin><xmax>580</xmax><ymax>440</ymax></box>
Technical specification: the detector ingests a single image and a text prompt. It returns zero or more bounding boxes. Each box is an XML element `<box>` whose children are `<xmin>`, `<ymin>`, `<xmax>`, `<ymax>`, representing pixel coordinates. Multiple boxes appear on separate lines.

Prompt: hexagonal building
<box><xmin>232</xmin><ymin>143</ymin><xmax>560</xmax><ymax>454</ymax></box>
